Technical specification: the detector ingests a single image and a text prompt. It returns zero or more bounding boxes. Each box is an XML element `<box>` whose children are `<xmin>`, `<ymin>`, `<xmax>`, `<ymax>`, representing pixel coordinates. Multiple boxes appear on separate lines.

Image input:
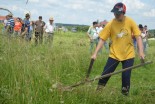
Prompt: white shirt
<box><xmin>141</xmin><ymin>33</ymin><xmax>147</xmax><ymax>42</ymax></box>
<box><xmin>44</xmin><ymin>22</ymin><xmax>55</xmax><ymax>33</ymax></box>
<box><xmin>4</xmin><ymin>19</ymin><xmax>8</xmax><ymax>26</ymax></box>
<box><xmin>87</xmin><ymin>26</ymin><xmax>98</xmax><ymax>39</ymax></box>
<box><xmin>96</xmin><ymin>27</ymin><xmax>103</xmax><ymax>34</ymax></box>
<box><xmin>93</xmin><ymin>32</ymin><xmax>98</xmax><ymax>39</ymax></box>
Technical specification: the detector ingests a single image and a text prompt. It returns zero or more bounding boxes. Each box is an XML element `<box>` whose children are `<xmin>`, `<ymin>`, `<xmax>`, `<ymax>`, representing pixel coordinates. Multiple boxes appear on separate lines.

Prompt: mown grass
<box><xmin>0</xmin><ymin>31</ymin><xmax>155</xmax><ymax>104</ymax></box>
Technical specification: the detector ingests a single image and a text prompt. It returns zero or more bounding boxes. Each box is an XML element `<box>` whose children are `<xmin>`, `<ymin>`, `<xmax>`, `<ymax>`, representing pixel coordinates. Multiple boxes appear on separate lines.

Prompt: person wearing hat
<box><xmin>34</xmin><ymin>16</ymin><xmax>45</xmax><ymax>45</ymax></box>
<box><xmin>91</xmin><ymin>2</ymin><xmax>145</xmax><ymax>95</ymax></box>
<box><xmin>44</xmin><ymin>16</ymin><xmax>55</xmax><ymax>45</ymax></box>
<box><xmin>5</xmin><ymin>13</ymin><xmax>14</xmax><ymax>35</ymax></box>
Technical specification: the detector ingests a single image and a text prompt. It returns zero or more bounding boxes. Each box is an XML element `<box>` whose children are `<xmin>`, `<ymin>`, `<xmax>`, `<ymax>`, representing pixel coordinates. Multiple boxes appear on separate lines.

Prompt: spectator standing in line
<box><xmin>13</xmin><ymin>18</ymin><xmax>22</xmax><ymax>37</ymax></box>
<box><xmin>139</xmin><ymin>24</ymin><xmax>147</xmax><ymax>54</ymax></box>
<box><xmin>5</xmin><ymin>13</ymin><xmax>14</xmax><ymax>36</ymax></box>
<box><xmin>44</xmin><ymin>17</ymin><xmax>55</xmax><ymax>45</ymax></box>
<box><xmin>97</xmin><ymin>22</ymin><xmax>109</xmax><ymax>53</ymax></box>
<box><xmin>143</xmin><ymin>25</ymin><xmax>149</xmax><ymax>48</ymax></box>
<box><xmin>2</xmin><ymin>15</ymin><xmax>9</xmax><ymax>34</ymax></box>
<box><xmin>34</xmin><ymin>16</ymin><xmax>45</xmax><ymax>45</ymax></box>
<box><xmin>87</xmin><ymin>21</ymin><xmax>98</xmax><ymax>54</ymax></box>
<box><xmin>21</xmin><ymin>13</ymin><xmax>31</xmax><ymax>41</ymax></box>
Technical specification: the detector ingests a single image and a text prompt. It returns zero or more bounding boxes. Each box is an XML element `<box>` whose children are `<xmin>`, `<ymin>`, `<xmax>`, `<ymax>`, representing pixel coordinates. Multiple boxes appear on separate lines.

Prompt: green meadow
<box><xmin>0</xmin><ymin>30</ymin><xmax>155</xmax><ymax>104</ymax></box>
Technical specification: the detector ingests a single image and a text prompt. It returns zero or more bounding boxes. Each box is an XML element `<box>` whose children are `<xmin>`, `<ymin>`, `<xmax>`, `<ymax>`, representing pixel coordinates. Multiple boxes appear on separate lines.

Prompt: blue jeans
<box><xmin>98</xmin><ymin>57</ymin><xmax>134</xmax><ymax>91</ymax></box>
<box><xmin>143</xmin><ymin>41</ymin><xmax>147</xmax><ymax>54</ymax></box>
<box><xmin>89</xmin><ymin>38</ymin><xmax>99</xmax><ymax>53</ymax></box>
<box><xmin>25</xmin><ymin>32</ymin><xmax>32</xmax><ymax>41</ymax></box>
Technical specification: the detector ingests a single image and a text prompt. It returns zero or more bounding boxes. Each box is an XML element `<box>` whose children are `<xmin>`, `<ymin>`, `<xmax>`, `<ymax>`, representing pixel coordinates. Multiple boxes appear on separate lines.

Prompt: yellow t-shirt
<box><xmin>99</xmin><ymin>16</ymin><xmax>141</xmax><ymax>61</ymax></box>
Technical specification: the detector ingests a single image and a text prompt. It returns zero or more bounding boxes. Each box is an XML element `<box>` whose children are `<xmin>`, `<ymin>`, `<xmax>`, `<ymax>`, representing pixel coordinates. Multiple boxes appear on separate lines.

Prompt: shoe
<box><xmin>121</xmin><ymin>87</ymin><xmax>129</xmax><ymax>96</ymax></box>
<box><xmin>96</xmin><ymin>84</ymin><xmax>105</xmax><ymax>91</ymax></box>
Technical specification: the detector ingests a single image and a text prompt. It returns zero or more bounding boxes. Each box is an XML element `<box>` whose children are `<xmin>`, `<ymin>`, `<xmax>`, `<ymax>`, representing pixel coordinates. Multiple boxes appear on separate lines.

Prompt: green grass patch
<box><xmin>0</xmin><ymin>32</ymin><xmax>155</xmax><ymax>104</ymax></box>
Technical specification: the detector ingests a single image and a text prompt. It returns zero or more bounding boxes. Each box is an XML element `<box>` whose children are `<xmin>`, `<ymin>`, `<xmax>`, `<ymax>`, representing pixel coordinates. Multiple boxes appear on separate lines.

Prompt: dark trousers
<box><xmin>98</xmin><ymin>57</ymin><xmax>134</xmax><ymax>91</ymax></box>
<box><xmin>35</xmin><ymin>31</ymin><xmax>43</xmax><ymax>45</ymax></box>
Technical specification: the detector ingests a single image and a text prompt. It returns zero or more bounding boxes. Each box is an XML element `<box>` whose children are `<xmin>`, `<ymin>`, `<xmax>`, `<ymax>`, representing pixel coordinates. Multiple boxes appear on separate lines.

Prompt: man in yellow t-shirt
<box><xmin>91</xmin><ymin>2</ymin><xmax>145</xmax><ymax>95</ymax></box>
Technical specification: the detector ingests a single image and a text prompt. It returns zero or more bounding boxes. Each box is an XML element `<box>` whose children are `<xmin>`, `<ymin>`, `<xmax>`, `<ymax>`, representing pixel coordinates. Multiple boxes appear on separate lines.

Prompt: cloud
<box><xmin>143</xmin><ymin>9</ymin><xmax>155</xmax><ymax>17</ymax></box>
<box><xmin>66</xmin><ymin>3</ymin><xmax>84</xmax><ymax>10</ymax></box>
<box><xmin>29</xmin><ymin>0</ymin><xmax>39</xmax><ymax>3</ymax></box>
<box><xmin>12</xmin><ymin>5</ymin><xmax>18</xmax><ymax>11</ymax></box>
<box><xmin>0</xmin><ymin>0</ymin><xmax>155</xmax><ymax>29</ymax></box>
<box><xmin>30</xmin><ymin>9</ymin><xmax>38</xmax><ymax>15</ymax></box>
<box><xmin>122</xmin><ymin>0</ymin><xmax>145</xmax><ymax>10</ymax></box>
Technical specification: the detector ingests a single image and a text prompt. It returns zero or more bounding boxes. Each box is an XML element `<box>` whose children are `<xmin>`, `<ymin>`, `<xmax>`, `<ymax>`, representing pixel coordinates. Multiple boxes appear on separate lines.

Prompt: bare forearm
<box><xmin>136</xmin><ymin>36</ymin><xmax>143</xmax><ymax>53</ymax></box>
<box><xmin>87</xmin><ymin>33</ymin><xmax>91</xmax><ymax>39</ymax></box>
<box><xmin>136</xmin><ymin>36</ymin><xmax>145</xmax><ymax>59</ymax></box>
<box><xmin>91</xmin><ymin>38</ymin><xmax>104</xmax><ymax>59</ymax></box>
<box><xmin>21</xmin><ymin>28</ymin><xmax>28</xmax><ymax>36</ymax></box>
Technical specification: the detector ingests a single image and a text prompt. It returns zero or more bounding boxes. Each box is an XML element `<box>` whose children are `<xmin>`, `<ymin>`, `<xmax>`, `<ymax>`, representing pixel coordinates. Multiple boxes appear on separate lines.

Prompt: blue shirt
<box><xmin>23</xmin><ymin>19</ymin><xmax>30</xmax><ymax>32</ymax></box>
<box><xmin>7</xmin><ymin>18</ymin><xmax>14</xmax><ymax>28</ymax></box>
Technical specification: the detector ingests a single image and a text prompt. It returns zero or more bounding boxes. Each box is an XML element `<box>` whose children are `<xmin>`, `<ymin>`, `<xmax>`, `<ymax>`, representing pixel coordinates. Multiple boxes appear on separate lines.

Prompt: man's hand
<box><xmin>91</xmin><ymin>53</ymin><xmax>97</xmax><ymax>60</ymax></box>
<box><xmin>138</xmin><ymin>52</ymin><xmax>145</xmax><ymax>60</ymax></box>
<box><xmin>90</xmin><ymin>38</ymin><xmax>93</xmax><ymax>42</ymax></box>
<box><xmin>91</xmin><ymin>39</ymin><xmax>105</xmax><ymax>60</ymax></box>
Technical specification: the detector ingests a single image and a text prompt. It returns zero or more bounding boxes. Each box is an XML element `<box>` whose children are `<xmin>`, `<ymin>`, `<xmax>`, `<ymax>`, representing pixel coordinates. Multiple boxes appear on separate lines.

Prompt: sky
<box><xmin>0</xmin><ymin>0</ymin><xmax>155</xmax><ymax>29</ymax></box>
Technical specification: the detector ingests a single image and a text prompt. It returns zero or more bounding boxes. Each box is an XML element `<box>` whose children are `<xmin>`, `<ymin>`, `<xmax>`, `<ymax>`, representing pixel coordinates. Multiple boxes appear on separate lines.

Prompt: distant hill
<box><xmin>55</xmin><ymin>23</ymin><xmax>89</xmax><ymax>32</ymax></box>
<box><xmin>55</xmin><ymin>23</ymin><xmax>88</xmax><ymax>27</ymax></box>
<box><xmin>149</xmin><ymin>29</ymin><xmax>155</xmax><ymax>38</ymax></box>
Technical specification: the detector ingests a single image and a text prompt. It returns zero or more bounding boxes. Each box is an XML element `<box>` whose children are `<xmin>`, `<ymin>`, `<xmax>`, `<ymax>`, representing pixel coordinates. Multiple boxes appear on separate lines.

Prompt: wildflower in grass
<box><xmin>52</xmin><ymin>83</ymin><xmax>57</xmax><ymax>89</ymax></box>
<box><xmin>49</xmin><ymin>88</ymin><xmax>53</xmax><ymax>92</ymax></box>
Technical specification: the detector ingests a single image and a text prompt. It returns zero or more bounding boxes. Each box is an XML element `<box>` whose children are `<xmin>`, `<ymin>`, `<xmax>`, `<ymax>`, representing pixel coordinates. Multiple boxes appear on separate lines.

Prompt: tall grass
<box><xmin>0</xmin><ymin>31</ymin><xmax>155</xmax><ymax>104</ymax></box>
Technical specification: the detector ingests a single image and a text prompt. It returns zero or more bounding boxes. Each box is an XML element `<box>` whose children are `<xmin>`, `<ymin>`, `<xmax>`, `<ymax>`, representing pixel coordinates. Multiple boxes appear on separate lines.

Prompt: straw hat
<box><xmin>8</xmin><ymin>13</ymin><xmax>13</xmax><ymax>17</ymax></box>
<box><xmin>49</xmin><ymin>16</ymin><xmax>54</xmax><ymax>20</ymax></box>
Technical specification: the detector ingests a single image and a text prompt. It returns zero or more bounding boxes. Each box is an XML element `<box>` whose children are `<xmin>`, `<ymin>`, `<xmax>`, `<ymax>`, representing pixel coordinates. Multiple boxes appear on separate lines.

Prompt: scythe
<box><xmin>56</xmin><ymin>60</ymin><xmax>152</xmax><ymax>91</ymax></box>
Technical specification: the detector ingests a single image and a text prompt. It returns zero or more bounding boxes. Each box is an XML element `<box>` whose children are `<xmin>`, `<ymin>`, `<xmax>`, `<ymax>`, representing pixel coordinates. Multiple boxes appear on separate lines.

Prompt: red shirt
<box><xmin>14</xmin><ymin>22</ymin><xmax>22</xmax><ymax>31</ymax></box>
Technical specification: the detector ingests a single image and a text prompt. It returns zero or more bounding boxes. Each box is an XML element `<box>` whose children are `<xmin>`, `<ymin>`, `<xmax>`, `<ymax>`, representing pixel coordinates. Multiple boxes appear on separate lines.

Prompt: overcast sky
<box><xmin>0</xmin><ymin>0</ymin><xmax>155</xmax><ymax>29</ymax></box>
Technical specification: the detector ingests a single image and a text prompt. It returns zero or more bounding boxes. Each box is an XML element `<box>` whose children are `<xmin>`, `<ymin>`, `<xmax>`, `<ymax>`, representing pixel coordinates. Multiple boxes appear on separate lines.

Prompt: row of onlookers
<box><xmin>2</xmin><ymin>13</ymin><xmax>55</xmax><ymax>45</ymax></box>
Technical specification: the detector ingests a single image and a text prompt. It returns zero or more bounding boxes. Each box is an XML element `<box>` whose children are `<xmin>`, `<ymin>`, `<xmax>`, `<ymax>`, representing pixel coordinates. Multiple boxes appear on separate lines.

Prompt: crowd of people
<box><xmin>2</xmin><ymin>13</ymin><xmax>55</xmax><ymax>45</ymax></box>
<box><xmin>138</xmin><ymin>24</ymin><xmax>149</xmax><ymax>54</ymax></box>
<box><xmin>87</xmin><ymin>21</ymin><xmax>109</xmax><ymax>54</ymax></box>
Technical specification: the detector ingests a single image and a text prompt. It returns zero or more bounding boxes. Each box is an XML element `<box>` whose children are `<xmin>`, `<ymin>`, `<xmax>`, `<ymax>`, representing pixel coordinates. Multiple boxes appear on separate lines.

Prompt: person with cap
<box><xmin>91</xmin><ymin>2</ymin><xmax>145</xmax><ymax>95</ymax></box>
<box><xmin>44</xmin><ymin>16</ymin><xmax>55</xmax><ymax>45</ymax></box>
<box><xmin>5</xmin><ymin>13</ymin><xmax>15</xmax><ymax>36</ymax></box>
<box><xmin>21</xmin><ymin>13</ymin><xmax>31</xmax><ymax>41</ymax></box>
<box><xmin>34</xmin><ymin>16</ymin><xmax>45</xmax><ymax>45</ymax></box>
<box><xmin>87</xmin><ymin>21</ymin><xmax>99</xmax><ymax>54</ymax></box>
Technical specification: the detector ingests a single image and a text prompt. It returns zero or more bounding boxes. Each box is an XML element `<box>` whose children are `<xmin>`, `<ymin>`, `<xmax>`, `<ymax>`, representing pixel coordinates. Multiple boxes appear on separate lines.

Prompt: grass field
<box><xmin>0</xmin><ymin>31</ymin><xmax>155</xmax><ymax>104</ymax></box>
